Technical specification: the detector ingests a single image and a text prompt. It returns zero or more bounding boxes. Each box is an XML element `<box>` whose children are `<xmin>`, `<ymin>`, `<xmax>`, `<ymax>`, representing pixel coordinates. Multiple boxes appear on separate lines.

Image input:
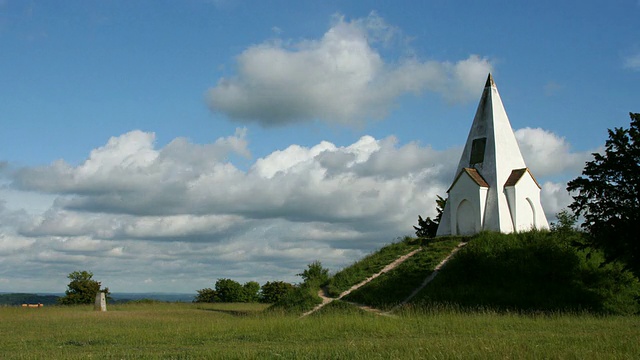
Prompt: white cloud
<box><xmin>15</xmin><ymin>129</ymin><xmax>250</xmax><ymax>196</ymax></box>
<box><xmin>207</xmin><ymin>13</ymin><xmax>493</xmax><ymax>126</ymax></box>
<box><xmin>3</xmin><ymin>126</ymin><xmax>586</xmax><ymax>293</ymax></box>
<box><xmin>515</xmin><ymin>127</ymin><xmax>593</xmax><ymax>178</ymax></box>
<box><xmin>540</xmin><ymin>181</ymin><xmax>574</xmax><ymax>221</ymax></box>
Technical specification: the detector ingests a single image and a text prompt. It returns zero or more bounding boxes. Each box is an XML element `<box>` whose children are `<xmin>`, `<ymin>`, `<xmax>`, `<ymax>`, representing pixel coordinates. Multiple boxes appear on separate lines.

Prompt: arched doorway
<box><xmin>526</xmin><ymin>197</ymin><xmax>537</xmax><ymax>228</ymax></box>
<box><xmin>456</xmin><ymin>199</ymin><xmax>476</xmax><ymax>235</ymax></box>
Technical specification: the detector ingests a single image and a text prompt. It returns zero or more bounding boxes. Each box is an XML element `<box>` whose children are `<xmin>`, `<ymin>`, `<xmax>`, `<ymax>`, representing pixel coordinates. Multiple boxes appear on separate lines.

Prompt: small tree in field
<box><xmin>58</xmin><ymin>271</ymin><xmax>109</xmax><ymax>305</ymax></box>
<box><xmin>214</xmin><ymin>278</ymin><xmax>244</xmax><ymax>302</ymax></box>
<box><xmin>567</xmin><ymin>112</ymin><xmax>640</xmax><ymax>276</ymax></box>
<box><xmin>260</xmin><ymin>281</ymin><xmax>294</xmax><ymax>303</ymax></box>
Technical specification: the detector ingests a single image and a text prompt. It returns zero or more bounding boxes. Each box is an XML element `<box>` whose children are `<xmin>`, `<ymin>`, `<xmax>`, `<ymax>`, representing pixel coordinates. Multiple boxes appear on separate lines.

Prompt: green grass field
<box><xmin>1</xmin><ymin>302</ymin><xmax>638</xmax><ymax>359</ymax></box>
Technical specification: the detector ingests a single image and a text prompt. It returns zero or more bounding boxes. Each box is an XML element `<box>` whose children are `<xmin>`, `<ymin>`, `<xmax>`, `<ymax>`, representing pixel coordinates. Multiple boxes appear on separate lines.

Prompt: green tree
<box><xmin>567</xmin><ymin>112</ymin><xmax>640</xmax><ymax>276</ymax></box>
<box><xmin>58</xmin><ymin>271</ymin><xmax>109</xmax><ymax>305</ymax></box>
<box><xmin>242</xmin><ymin>281</ymin><xmax>260</xmax><ymax>302</ymax></box>
<box><xmin>193</xmin><ymin>288</ymin><xmax>218</xmax><ymax>303</ymax></box>
<box><xmin>414</xmin><ymin>195</ymin><xmax>446</xmax><ymax>238</ymax></box>
<box><xmin>550</xmin><ymin>209</ymin><xmax>579</xmax><ymax>234</ymax></box>
<box><xmin>196</xmin><ymin>279</ymin><xmax>262</xmax><ymax>303</ymax></box>
<box><xmin>260</xmin><ymin>281</ymin><xmax>294</xmax><ymax>303</ymax></box>
<box><xmin>214</xmin><ymin>278</ymin><xmax>244</xmax><ymax>302</ymax></box>
<box><xmin>297</xmin><ymin>260</ymin><xmax>329</xmax><ymax>286</ymax></box>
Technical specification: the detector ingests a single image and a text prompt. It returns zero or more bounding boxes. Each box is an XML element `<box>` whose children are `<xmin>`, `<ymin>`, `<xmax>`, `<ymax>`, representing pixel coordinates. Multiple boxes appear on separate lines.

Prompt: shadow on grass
<box><xmin>196</xmin><ymin>308</ymin><xmax>257</xmax><ymax>317</ymax></box>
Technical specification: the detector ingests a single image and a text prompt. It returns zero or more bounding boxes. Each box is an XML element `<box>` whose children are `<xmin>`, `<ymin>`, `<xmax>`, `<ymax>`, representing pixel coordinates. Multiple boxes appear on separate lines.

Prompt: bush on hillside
<box><xmin>267</xmin><ymin>283</ymin><xmax>323</xmax><ymax>314</ymax></box>
<box><xmin>297</xmin><ymin>261</ymin><xmax>329</xmax><ymax>288</ymax></box>
<box><xmin>268</xmin><ymin>261</ymin><xmax>329</xmax><ymax>313</ymax></box>
<box><xmin>415</xmin><ymin>231</ymin><xmax>640</xmax><ymax>314</ymax></box>
<box><xmin>260</xmin><ymin>281</ymin><xmax>295</xmax><ymax>303</ymax></box>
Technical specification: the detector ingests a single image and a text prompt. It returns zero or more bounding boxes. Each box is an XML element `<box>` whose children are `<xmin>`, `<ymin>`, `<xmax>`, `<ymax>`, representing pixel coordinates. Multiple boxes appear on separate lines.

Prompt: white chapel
<box><xmin>436</xmin><ymin>74</ymin><xmax>549</xmax><ymax>236</ymax></box>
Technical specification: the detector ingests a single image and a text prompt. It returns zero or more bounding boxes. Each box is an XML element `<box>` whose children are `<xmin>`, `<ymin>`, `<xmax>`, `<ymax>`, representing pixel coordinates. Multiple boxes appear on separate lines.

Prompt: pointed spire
<box><xmin>437</xmin><ymin>72</ymin><xmax>549</xmax><ymax>236</ymax></box>
<box><xmin>484</xmin><ymin>73</ymin><xmax>495</xmax><ymax>88</ymax></box>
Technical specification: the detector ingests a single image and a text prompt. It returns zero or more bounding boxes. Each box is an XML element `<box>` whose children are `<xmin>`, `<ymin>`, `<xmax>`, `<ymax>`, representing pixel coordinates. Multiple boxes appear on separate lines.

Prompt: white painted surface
<box><xmin>94</xmin><ymin>292</ymin><xmax>107</xmax><ymax>312</ymax></box>
<box><xmin>437</xmin><ymin>74</ymin><xmax>549</xmax><ymax>236</ymax></box>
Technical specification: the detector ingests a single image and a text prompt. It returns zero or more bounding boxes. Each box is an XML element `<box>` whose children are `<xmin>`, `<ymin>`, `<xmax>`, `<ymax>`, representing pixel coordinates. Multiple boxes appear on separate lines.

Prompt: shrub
<box><xmin>267</xmin><ymin>283</ymin><xmax>322</xmax><ymax>313</ymax></box>
<box><xmin>260</xmin><ymin>281</ymin><xmax>294</xmax><ymax>303</ymax></box>
<box><xmin>194</xmin><ymin>288</ymin><xmax>218</xmax><ymax>303</ymax></box>
<box><xmin>195</xmin><ymin>279</ymin><xmax>263</xmax><ymax>303</ymax></box>
<box><xmin>297</xmin><ymin>261</ymin><xmax>329</xmax><ymax>287</ymax></box>
<box><xmin>242</xmin><ymin>281</ymin><xmax>260</xmax><ymax>303</ymax></box>
<box><xmin>268</xmin><ymin>261</ymin><xmax>330</xmax><ymax>313</ymax></box>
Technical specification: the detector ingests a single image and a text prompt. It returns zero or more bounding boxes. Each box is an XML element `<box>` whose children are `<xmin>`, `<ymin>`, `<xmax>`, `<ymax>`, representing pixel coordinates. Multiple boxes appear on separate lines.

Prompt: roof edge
<box><xmin>447</xmin><ymin>167</ymin><xmax>490</xmax><ymax>193</ymax></box>
<box><xmin>504</xmin><ymin>168</ymin><xmax>542</xmax><ymax>189</ymax></box>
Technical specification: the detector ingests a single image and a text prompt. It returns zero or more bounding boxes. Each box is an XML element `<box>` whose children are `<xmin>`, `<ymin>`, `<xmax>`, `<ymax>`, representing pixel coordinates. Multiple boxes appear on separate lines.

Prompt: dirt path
<box><xmin>300</xmin><ymin>241</ymin><xmax>467</xmax><ymax>318</ymax></box>
<box><xmin>300</xmin><ymin>248</ymin><xmax>422</xmax><ymax>318</ymax></box>
<box><xmin>388</xmin><ymin>241</ymin><xmax>467</xmax><ymax>313</ymax></box>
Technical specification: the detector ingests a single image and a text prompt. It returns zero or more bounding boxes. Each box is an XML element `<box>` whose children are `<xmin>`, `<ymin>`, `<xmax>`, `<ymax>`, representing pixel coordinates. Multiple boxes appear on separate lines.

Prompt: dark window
<box><xmin>470</xmin><ymin>137</ymin><xmax>486</xmax><ymax>165</ymax></box>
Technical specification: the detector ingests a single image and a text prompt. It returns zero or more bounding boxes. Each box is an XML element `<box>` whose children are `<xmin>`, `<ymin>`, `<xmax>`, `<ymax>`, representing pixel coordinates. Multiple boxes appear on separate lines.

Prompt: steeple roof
<box><xmin>452</xmin><ymin>73</ymin><xmax>526</xmax><ymax>186</ymax></box>
<box><xmin>436</xmin><ymin>73</ymin><xmax>549</xmax><ymax>235</ymax></box>
<box><xmin>446</xmin><ymin>73</ymin><xmax>527</xmax><ymax>233</ymax></box>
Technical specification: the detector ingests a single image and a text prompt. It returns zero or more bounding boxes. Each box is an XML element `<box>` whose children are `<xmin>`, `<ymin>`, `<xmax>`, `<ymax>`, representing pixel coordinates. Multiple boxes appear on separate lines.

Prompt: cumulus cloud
<box><xmin>3</xmin><ymin>125</ymin><xmax>588</xmax><ymax>293</ymax></box>
<box><xmin>540</xmin><ymin>181</ymin><xmax>575</xmax><ymax>221</ymax></box>
<box><xmin>14</xmin><ymin>129</ymin><xmax>250</xmax><ymax>195</ymax></box>
<box><xmin>515</xmin><ymin>127</ymin><xmax>593</xmax><ymax>178</ymax></box>
<box><xmin>14</xmin><ymin>130</ymin><xmax>454</xmax><ymax>226</ymax></box>
<box><xmin>3</xmin><ymin>129</ymin><xmax>458</xmax><ymax>291</ymax></box>
<box><xmin>207</xmin><ymin>13</ymin><xmax>493</xmax><ymax>126</ymax></box>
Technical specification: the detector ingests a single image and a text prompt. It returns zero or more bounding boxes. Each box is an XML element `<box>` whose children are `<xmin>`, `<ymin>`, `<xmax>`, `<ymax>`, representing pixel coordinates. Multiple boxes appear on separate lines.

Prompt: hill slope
<box><xmin>321</xmin><ymin>231</ymin><xmax>640</xmax><ymax>315</ymax></box>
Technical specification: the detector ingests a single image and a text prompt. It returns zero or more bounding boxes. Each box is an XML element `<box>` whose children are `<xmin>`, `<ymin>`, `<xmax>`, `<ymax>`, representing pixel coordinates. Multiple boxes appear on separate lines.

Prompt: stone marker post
<box><xmin>94</xmin><ymin>291</ymin><xmax>107</xmax><ymax>312</ymax></box>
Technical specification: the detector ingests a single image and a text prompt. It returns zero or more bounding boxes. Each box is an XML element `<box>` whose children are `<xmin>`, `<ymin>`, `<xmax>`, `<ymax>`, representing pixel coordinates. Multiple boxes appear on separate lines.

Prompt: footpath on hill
<box><xmin>301</xmin><ymin>241</ymin><xmax>466</xmax><ymax>318</ymax></box>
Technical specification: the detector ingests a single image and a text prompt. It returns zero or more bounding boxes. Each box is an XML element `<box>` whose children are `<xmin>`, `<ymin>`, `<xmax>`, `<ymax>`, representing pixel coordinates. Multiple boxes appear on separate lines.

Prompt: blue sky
<box><xmin>0</xmin><ymin>0</ymin><xmax>638</xmax><ymax>293</ymax></box>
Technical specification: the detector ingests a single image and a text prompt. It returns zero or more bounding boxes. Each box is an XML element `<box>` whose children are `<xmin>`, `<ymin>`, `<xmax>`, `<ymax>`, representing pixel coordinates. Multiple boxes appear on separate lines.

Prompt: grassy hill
<box><xmin>289</xmin><ymin>230</ymin><xmax>640</xmax><ymax>315</ymax></box>
<box><xmin>412</xmin><ymin>231</ymin><xmax>640</xmax><ymax>314</ymax></box>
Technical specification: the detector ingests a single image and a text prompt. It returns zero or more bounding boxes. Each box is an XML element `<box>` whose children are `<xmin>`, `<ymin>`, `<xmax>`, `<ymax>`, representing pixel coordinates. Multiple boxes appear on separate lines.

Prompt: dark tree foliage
<box><xmin>297</xmin><ymin>260</ymin><xmax>329</xmax><ymax>287</ymax></box>
<box><xmin>260</xmin><ymin>281</ymin><xmax>294</xmax><ymax>303</ymax></box>
<box><xmin>214</xmin><ymin>278</ymin><xmax>245</xmax><ymax>302</ymax></box>
<box><xmin>242</xmin><ymin>281</ymin><xmax>260</xmax><ymax>303</ymax></box>
<box><xmin>550</xmin><ymin>209</ymin><xmax>579</xmax><ymax>234</ymax></box>
<box><xmin>414</xmin><ymin>195</ymin><xmax>446</xmax><ymax>238</ymax></box>
<box><xmin>194</xmin><ymin>288</ymin><xmax>218</xmax><ymax>303</ymax></box>
<box><xmin>195</xmin><ymin>279</ymin><xmax>263</xmax><ymax>303</ymax></box>
<box><xmin>567</xmin><ymin>112</ymin><xmax>640</xmax><ymax>276</ymax></box>
<box><xmin>58</xmin><ymin>271</ymin><xmax>109</xmax><ymax>305</ymax></box>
